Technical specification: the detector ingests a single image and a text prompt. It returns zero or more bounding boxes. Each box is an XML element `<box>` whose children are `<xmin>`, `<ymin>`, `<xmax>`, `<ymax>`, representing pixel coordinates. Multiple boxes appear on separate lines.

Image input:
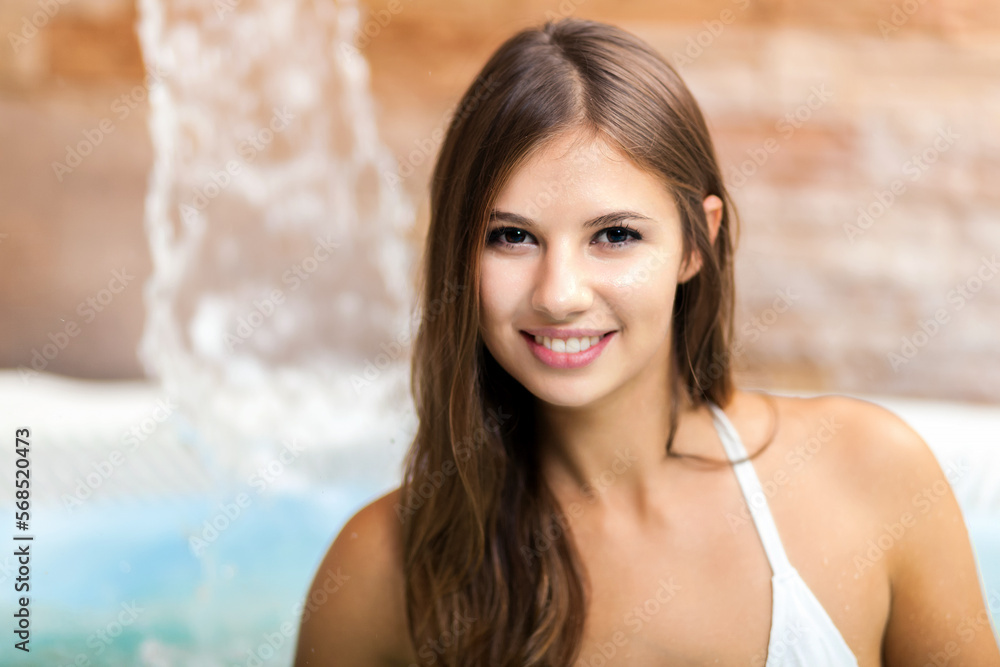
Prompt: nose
<box><xmin>530</xmin><ymin>241</ymin><xmax>594</xmax><ymax>321</ymax></box>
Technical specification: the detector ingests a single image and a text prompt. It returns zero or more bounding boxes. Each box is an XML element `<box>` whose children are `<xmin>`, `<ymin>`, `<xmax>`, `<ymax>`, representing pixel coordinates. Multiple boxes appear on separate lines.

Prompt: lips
<box><xmin>527</xmin><ymin>331</ymin><xmax>610</xmax><ymax>352</ymax></box>
<box><xmin>524</xmin><ymin>326</ymin><xmax>609</xmax><ymax>336</ymax></box>
<box><xmin>520</xmin><ymin>330</ymin><xmax>615</xmax><ymax>369</ymax></box>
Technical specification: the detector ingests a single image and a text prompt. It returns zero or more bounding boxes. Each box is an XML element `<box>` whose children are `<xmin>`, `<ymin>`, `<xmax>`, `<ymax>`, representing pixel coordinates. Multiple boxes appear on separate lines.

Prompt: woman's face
<box><xmin>479</xmin><ymin>129</ymin><xmax>715</xmax><ymax>409</ymax></box>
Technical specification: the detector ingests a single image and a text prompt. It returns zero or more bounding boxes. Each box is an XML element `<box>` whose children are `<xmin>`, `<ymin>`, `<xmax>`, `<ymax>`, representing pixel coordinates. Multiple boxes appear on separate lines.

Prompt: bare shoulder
<box><xmin>765</xmin><ymin>392</ymin><xmax>1000</xmax><ymax>664</ymax></box>
<box><xmin>294</xmin><ymin>486</ymin><xmax>413</xmax><ymax>667</ymax></box>
<box><xmin>729</xmin><ymin>389</ymin><xmax>950</xmax><ymax>520</ymax></box>
<box><xmin>757</xmin><ymin>391</ymin><xmax>945</xmax><ymax>500</ymax></box>
<box><xmin>789</xmin><ymin>392</ymin><xmax>946</xmax><ymax>495</ymax></box>
<box><xmin>734</xmin><ymin>390</ymin><xmax>933</xmax><ymax>477</ymax></box>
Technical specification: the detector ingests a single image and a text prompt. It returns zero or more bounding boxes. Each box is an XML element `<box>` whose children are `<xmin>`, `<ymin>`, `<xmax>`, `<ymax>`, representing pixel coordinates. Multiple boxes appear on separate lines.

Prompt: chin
<box><xmin>518</xmin><ymin>375</ymin><xmax>610</xmax><ymax>410</ymax></box>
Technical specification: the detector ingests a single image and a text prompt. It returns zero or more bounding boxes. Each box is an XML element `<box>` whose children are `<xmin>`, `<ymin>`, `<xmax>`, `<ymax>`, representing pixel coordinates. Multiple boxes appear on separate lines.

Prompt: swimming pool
<box><xmin>0</xmin><ymin>373</ymin><xmax>997</xmax><ymax>665</ymax></box>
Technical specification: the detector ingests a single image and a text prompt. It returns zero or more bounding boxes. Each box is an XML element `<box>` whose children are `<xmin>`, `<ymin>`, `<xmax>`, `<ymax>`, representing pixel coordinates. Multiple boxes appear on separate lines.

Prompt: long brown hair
<box><xmin>400</xmin><ymin>17</ymin><xmax>755</xmax><ymax>666</ymax></box>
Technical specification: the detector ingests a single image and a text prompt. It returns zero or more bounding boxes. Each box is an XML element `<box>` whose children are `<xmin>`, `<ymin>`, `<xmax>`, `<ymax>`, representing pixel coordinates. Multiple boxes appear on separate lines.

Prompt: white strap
<box><xmin>707</xmin><ymin>401</ymin><xmax>794</xmax><ymax>577</ymax></box>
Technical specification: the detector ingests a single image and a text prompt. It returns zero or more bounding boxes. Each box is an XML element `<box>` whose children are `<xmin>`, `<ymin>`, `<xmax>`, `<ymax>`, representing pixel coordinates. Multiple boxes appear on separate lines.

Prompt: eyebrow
<box><xmin>488</xmin><ymin>209</ymin><xmax>655</xmax><ymax>229</ymax></box>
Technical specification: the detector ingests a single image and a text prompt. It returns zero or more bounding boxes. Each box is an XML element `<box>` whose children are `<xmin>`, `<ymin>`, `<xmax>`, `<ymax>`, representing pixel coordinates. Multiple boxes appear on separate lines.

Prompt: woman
<box><xmin>295</xmin><ymin>17</ymin><xmax>1000</xmax><ymax>667</ymax></box>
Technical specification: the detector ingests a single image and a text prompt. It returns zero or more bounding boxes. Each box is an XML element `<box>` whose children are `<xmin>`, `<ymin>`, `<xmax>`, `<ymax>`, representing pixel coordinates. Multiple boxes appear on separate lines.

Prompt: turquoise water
<box><xmin>3</xmin><ymin>484</ymin><xmax>998</xmax><ymax>665</ymax></box>
<box><xmin>1</xmin><ymin>486</ymin><xmax>369</xmax><ymax>666</ymax></box>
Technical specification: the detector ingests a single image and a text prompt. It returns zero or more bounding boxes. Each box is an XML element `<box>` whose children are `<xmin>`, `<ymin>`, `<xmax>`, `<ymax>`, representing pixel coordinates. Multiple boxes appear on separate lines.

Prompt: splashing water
<box><xmin>135</xmin><ymin>0</ymin><xmax>415</xmax><ymax>475</ymax></box>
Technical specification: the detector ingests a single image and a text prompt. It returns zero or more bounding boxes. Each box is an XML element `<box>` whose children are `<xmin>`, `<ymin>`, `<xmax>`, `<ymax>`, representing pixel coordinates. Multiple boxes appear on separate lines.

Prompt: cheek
<box><xmin>479</xmin><ymin>257</ymin><xmax>520</xmax><ymax>329</ymax></box>
<box><xmin>608</xmin><ymin>252</ymin><xmax>682</xmax><ymax>305</ymax></box>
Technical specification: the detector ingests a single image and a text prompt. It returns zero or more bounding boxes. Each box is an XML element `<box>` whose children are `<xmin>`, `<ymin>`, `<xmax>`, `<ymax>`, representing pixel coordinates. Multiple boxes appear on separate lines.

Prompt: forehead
<box><xmin>493</xmin><ymin>129</ymin><xmax>674</xmax><ymax>219</ymax></box>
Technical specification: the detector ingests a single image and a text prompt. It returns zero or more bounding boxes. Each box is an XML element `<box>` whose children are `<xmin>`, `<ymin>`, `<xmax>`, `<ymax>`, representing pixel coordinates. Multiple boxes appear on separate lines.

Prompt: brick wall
<box><xmin>2</xmin><ymin>0</ymin><xmax>998</xmax><ymax>400</ymax></box>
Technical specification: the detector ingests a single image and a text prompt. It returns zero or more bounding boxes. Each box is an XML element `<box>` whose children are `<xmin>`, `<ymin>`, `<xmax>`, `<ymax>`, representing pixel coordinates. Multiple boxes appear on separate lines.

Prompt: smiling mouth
<box><xmin>520</xmin><ymin>331</ymin><xmax>614</xmax><ymax>353</ymax></box>
<box><xmin>518</xmin><ymin>329</ymin><xmax>616</xmax><ymax>369</ymax></box>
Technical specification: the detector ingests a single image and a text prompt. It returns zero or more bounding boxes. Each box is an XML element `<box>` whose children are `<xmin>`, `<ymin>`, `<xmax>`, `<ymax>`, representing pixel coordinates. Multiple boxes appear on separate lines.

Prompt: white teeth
<box><xmin>533</xmin><ymin>334</ymin><xmax>603</xmax><ymax>352</ymax></box>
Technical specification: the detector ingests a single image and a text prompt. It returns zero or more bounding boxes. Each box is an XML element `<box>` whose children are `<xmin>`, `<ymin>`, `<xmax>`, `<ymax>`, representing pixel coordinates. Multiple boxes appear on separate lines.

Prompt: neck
<box><xmin>534</xmin><ymin>367</ymin><xmax>705</xmax><ymax>520</ymax></box>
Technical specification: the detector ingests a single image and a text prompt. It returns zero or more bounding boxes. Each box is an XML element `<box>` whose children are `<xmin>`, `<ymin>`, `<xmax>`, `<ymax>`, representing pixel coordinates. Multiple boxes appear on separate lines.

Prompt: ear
<box><xmin>677</xmin><ymin>194</ymin><xmax>724</xmax><ymax>284</ymax></box>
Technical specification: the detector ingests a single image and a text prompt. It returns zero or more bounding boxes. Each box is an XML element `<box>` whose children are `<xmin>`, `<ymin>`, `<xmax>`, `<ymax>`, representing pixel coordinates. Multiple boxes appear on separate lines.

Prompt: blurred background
<box><xmin>0</xmin><ymin>0</ymin><xmax>998</xmax><ymax>664</ymax></box>
<box><xmin>3</xmin><ymin>0</ymin><xmax>1000</xmax><ymax>395</ymax></box>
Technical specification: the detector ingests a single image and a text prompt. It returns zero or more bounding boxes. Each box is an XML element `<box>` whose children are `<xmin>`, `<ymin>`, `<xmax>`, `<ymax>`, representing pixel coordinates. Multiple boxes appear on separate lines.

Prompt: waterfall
<box><xmin>135</xmin><ymin>0</ymin><xmax>415</xmax><ymax>475</ymax></box>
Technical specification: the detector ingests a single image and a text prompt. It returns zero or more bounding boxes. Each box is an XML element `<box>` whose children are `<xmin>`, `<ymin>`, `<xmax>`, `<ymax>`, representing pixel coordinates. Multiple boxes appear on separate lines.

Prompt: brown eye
<box><xmin>594</xmin><ymin>225</ymin><xmax>642</xmax><ymax>248</ymax></box>
<box><xmin>487</xmin><ymin>227</ymin><xmax>532</xmax><ymax>248</ymax></box>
